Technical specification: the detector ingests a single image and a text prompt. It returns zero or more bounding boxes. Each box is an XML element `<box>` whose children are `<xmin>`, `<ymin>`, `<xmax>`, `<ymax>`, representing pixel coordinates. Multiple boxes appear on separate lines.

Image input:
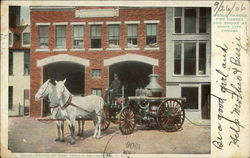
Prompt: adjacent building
<box><xmin>30</xmin><ymin>7</ymin><xmax>166</xmax><ymax>117</ymax></box>
<box><xmin>8</xmin><ymin>6</ymin><xmax>31</xmax><ymax>116</ymax></box>
<box><xmin>166</xmin><ymin>7</ymin><xmax>211</xmax><ymax>119</ymax></box>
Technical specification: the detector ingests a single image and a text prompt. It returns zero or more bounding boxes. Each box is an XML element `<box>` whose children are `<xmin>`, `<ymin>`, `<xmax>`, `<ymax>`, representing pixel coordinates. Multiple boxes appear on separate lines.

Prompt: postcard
<box><xmin>0</xmin><ymin>0</ymin><xmax>249</xmax><ymax>158</ymax></box>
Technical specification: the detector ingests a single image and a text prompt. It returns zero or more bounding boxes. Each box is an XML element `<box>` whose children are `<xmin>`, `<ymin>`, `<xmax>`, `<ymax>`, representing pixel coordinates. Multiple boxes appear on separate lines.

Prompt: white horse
<box><xmin>35</xmin><ymin>79</ymin><xmax>85</xmax><ymax>143</ymax></box>
<box><xmin>55</xmin><ymin>79</ymin><xmax>104</xmax><ymax>144</ymax></box>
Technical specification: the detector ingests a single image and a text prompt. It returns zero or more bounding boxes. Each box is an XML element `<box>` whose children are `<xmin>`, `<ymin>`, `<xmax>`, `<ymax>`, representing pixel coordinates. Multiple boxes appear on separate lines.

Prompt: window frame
<box><xmin>108</xmin><ymin>24</ymin><xmax>120</xmax><ymax>48</ymax></box>
<box><xmin>91</xmin><ymin>69</ymin><xmax>101</xmax><ymax>78</ymax></box>
<box><xmin>72</xmin><ymin>25</ymin><xmax>84</xmax><ymax>49</ymax></box>
<box><xmin>55</xmin><ymin>25</ymin><xmax>67</xmax><ymax>49</ymax></box>
<box><xmin>22</xmin><ymin>32</ymin><xmax>30</xmax><ymax>47</ymax></box>
<box><xmin>38</xmin><ymin>25</ymin><xmax>49</xmax><ymax>49</ymax></box>
<box><xmin>173</xmin><ymin>40</ymin><xmax>208</xmax><ymax>76</ymax></box>
<box><xmin>181</xmin><ymin>84</ymin><xmax>200</xmax><ymax>110</ymax></box>
<box><xmin>92</xmin><ymin>88</ymin><xmax>102</xmax><ymax>97</ymax></box>
<box><xmin>23</xmin><ymin>51</ymin><xmax>30</xmax><ymax>76</ymax></box>
<box><xmin>146</xmin><ymin>23</ymin><xmax>158</xmax><ymax>48</ymax></box>
<box><xmin>173</xmin><ymin>8</ymin><xmax>209</xmax><ymax>34</ymax></box>
<box><xmin>90</xmin><ymin>25</ymin><xmax>102</xmax><ymax>49</ymax></box>
<box><xmin>126</xmin><ymin>24</ymin><xmax>138</xmax><ymax>48</ymax></box>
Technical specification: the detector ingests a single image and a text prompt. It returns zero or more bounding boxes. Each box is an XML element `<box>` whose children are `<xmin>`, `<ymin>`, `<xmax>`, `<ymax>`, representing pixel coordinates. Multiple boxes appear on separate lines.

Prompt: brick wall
<box><xmin>30</xmin><ymin>7</ymin><xmax>166</xmax><ymax>117</ymax></box>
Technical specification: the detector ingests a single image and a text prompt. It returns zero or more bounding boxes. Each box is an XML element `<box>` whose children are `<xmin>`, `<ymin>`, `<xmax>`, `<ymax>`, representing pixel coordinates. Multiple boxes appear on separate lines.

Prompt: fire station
<box><xmin>29</xmin><ymin>7</ymin><xmax>166</xmax><ymax>117</ymax></box>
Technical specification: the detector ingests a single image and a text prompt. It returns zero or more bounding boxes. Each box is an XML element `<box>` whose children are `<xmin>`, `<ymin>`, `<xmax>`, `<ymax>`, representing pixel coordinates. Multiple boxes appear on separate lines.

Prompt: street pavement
<box><xmin>8</xmin><ymin>117</ymin><xmax>210</xmax><ymax>154</ymax></box>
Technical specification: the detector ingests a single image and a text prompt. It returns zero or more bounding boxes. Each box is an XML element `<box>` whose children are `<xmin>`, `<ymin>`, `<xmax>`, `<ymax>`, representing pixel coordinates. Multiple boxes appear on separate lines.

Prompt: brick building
<box><xmin>30</xmin><ymin>7</ymin><xmax>166</xmax><ymax>117</ymax></box>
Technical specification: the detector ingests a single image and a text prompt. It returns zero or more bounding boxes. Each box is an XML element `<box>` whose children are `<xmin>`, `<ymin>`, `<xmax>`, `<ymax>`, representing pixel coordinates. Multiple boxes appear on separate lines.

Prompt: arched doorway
<box><xmin>109</xmin><ymin>61</ymin><xmax>153</xmax><ymax>97</ymax></box>
<box><xmin>42</xmin><ymin>62</ymin><xmax>85</xmax><ymax>116</ymax></box>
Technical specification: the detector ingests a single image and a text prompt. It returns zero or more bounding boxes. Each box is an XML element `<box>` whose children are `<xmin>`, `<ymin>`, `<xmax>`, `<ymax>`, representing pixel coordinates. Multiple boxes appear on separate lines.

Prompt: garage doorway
<box><xmin>42</xmin><ymin>62</ymin><xmax>85</xmax><ymax>116</ymax></box>
<box><xmin>109</xmin><ymin>61</ymin><xmax>152</xmax><ymax>97</ymax></box>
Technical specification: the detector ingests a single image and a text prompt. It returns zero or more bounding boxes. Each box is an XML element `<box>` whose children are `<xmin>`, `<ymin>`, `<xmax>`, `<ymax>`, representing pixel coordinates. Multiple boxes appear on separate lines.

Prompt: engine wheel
<box><xmin>119</xmin><ymin>107</ymin><xmax>136</xmax><ymax>135</ymax></box>
<box><xmin>157</xmin><ymin>99</ymin><xmax>185</xmax><ymax>132</ymax></box>
<box><xmin>101</xmin><ymin>106</ymin><xmax>110</xmax><ymax>131</ymax></box>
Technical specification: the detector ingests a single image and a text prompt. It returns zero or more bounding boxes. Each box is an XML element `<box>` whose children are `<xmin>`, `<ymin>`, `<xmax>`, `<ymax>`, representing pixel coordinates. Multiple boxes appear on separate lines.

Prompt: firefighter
<box><xmin>109</xmin><ymin>74</ymin><xmax>121</xmax><ymax>104</ymax></box>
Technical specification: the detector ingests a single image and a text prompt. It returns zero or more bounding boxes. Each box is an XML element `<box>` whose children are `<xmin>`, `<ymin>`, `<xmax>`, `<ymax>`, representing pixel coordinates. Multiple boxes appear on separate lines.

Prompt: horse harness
<box><xmin>44</xmin><ymin>95</ymin><xmax>106</xmax><ymax>119</ymax></box>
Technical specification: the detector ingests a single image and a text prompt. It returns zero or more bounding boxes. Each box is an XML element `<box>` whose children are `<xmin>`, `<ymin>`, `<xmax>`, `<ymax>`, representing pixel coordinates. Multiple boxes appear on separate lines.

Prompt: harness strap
<box><xmin>60</xmin><ymin>95</ymin><xmax>73</xmax><ymax>110</ymax></box>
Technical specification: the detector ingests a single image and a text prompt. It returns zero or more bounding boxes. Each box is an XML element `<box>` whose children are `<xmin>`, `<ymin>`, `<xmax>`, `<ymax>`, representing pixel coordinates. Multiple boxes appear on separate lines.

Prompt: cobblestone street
<box><xmin>8</xmin><ymin>117</ymin><xmax>210</xmax><ymax>154</ymax></box>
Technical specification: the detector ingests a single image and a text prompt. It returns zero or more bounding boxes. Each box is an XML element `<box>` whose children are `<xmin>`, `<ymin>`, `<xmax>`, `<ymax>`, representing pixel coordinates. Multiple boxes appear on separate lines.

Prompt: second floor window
<box><xmin>24</xmin><ymin>51</ymin><xmax>30</xmax><ymax>75</ymax></box>
<box><xmin>38</xmin><ymin>26</ymin><xmax>49</xmax><ymax>48</ymax></box>
<box><xmin>91</xmin><ymin>25</ymin><xmax>101</xmax><ymax>48</ymax></box>
<box><xmin>55</xmin><ymin>25</ymin><xmax>66</xmax><ymax>49</ymax></box>
<box><xmin>146</xmin><ymin>24</ymin><xmax>157</xmax><ymax>47</ymax></box>
<box><xmin>127</xmin><ymin>24</ymin><xmax>138</xmax><ymax>47</ymax></box>
<box><xmin>174</xmin><ymin>41</ymin><xmax>207</xmax><ymax>76</ymax></box>
<box><xmin>73</xmin><ymin>25</ymin><xmax>84</xmax><ymax>49</ymax></box>
<box><xmin>108</xmin><ymin>25</ymin><xmax>119</xmax><ymax>48</ymax></box>
<box><xmin>23</xmin><ymin>32</ymin><xmax>30</xmax><ymax>45</ymax></box>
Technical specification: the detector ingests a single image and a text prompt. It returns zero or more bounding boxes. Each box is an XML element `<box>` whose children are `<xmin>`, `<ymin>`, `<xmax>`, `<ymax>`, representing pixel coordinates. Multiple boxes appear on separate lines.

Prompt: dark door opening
<box><xmin>42</xmin><ymin>62</ymin><xmax>85</xmax><ymax>116</ymax></box>
<box><xmin>109</xmin><ymin>61</ymin><xmax>152</xmax><ymax>97</ymax></box>
<box><xmin>201</xmin><ymin>84</ymin><xmax>210</xmax><ymax>119</ymax></box>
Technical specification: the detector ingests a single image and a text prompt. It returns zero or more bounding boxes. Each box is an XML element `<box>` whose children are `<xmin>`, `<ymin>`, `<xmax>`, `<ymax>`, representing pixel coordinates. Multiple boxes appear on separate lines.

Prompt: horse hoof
<box><xmin>77</xmin><ymin>133</ymin><xmax>80</xmax><ymax>136</ymax></box>
<box><xmin>80</xmin><ymin>134</ymin><xmax>84</xmax><ymax>137</ymax></box>
<box><xmin>55</xmin><ymin>138</ymin><xmax>60</xmax><ymax>142</ymax></box>
<box><xmin>70</xmin><ymin>141</ymin><xmax>75</xmax><ymax>145</ymax></box>
<box><xmin>60</xmin><ymin>139</ymin><xmax>65</xmax><ymax>142</ymax></box>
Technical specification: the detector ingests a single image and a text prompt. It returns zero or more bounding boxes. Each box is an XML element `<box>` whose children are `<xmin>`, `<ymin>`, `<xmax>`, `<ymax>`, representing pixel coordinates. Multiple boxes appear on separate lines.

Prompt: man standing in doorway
<box><xmin>109</xmin><ymin>74</ymin><xmax>121</xmax><ymax>104</ymax></box>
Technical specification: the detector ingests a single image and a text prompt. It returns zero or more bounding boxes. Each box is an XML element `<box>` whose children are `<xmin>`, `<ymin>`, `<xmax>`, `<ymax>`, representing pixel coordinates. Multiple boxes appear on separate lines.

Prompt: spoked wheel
<box><xmin>101</xmin><ymin>106</ymin><xmax>110</xmax><ymax>131</ymax></box>
<box><xmin>119</xmin><ymin>107</ymin><xmax>136</xmax><ymax>135</ymax></box>
<box><xmin>157</xmin><ymin>99</ymin><xmax>185</xmax><ymax>132</ymax></box>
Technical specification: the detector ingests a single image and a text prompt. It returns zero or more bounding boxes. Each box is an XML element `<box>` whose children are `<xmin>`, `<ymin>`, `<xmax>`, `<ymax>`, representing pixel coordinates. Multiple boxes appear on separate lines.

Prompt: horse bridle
<box><xmin>40</xmin><ymin>81</ymin><xmax>60</xmax><ymax>108</ymax></box>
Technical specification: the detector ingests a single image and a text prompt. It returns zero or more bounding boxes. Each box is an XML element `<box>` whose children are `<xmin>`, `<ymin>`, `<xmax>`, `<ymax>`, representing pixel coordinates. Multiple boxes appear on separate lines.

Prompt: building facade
<box><xmin>166</xmin><ymin>7</ymin><xmax>211</xmax><ymax>120</ymax></box>
<box><xmin>8</xmin><ymin>24</ymin><xmax>30</xmax><ymax>116</ymax></box>
<box><xmin>30</xmin><ymin>7</ymin><xmax>166</xmax><ymax>117</ymax></box>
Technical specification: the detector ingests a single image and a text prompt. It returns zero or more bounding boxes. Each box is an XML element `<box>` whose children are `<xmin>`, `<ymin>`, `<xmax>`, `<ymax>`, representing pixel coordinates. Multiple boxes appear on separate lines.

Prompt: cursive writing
<box><xmin>213</xmin><ymin>36</ymin><xmax>245</xmax><ymax>150</ymax></box>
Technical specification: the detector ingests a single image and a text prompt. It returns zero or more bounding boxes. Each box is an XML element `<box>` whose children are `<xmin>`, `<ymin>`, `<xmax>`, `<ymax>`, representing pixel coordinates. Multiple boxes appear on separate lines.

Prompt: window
<box><xmin>23</xmin><ymin>32</ymin><xmax>30</xmax><ymax>45</ymax></box>
<box><xmin>55</xmin><ymin>25</ymin><xmax>66</xmax><ymax>48</ymax></box>
<box><xmin>24</xmin><ymin>51</ymin><xmax>30</xmax><ymax>75</ymax></box>
<box><xmin>146</xmin><ymin>24</ymin><xmax>158</xmax><ymax>47</ymax></box>
<box><xmin>73</xmin><ymin>25</ymin><xmax>84</xmax><ymax>49</ymax></box>
<box><xmin>174</xmin><ymin>8</ymin><xmax>182</xmax><ymax>33</ymax></box>
<box><xmin>174</xmin><ymin>8</ymin><xmax>210</xmax><ymax>33</ymax></box>
<box><xmin>108</xmin><ymin>25</ymin><xmax>119</xmax><ymax>48</ymax></box>
<box><xmin>184</xmin><ymin>42</ymin><xmax>196</xmax><ymax>75</ymax></box>
<box><xmin>174</xmin><ymin>41</ymin><xmax>207</xmax><ymax>75</ymax></box>
<box><xmin>92</xmin><ymin>88</ymin><xmax>102</xmax><ymax>97</ymax></box>
<box><xmin>92</xmin><ymin>69</ymin><xmax>101</xmax><ymax>78</ymax></box>
<box><xmin>91</xmin><ymin>25</ymin><xmax>101</xmax><ymax>48</ymax></box>
<box><xmin>181</xmin><ymin>87</ymin><xmax>199</xmax><ymax>109</ymax></box>
<box><xmin>24</xmin><ymin>89</ymin><xmax>30</xmax><ymax>100</ymax></box>
<box><xmin>174</xmin><ymin>42</ymin><xmax>181</xmax><ymax>75</ymax></box>
<box><xmin>199</xmin><ymin>8</ymin><xmax>207</xmax><ymax>33</ymax></box>
<box><xmin>127</xmin><ymin>24</ymin><xmax>138</xmax><ymax>47</ymax></box>
<box><xmin>184</xmin><ymin>8</ymin><xmax>196</xmax><ymax>33</ymax></box>
<box><xmin>9</xmin><ymin>51</ymin><xmax>13</xmax><ymax>75</ymax></box>
<box><xmin>199</xmin><ymin>42</ymin><xmax>206</xmax><ymax>75</ymax></box>
<box><xmin>38</xmin><ymin>26</ymin><xmax>49</xmax><ymax>48</ymax></box>
<box><xmin>9</xmin><ymin>32</ymin><xmax>13</xmax><ymax>46</ymax></box>
<box><xmin>9</xmin><ymin>86</ymin><xmax>13</xmax><ymax>110</ymax></box>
